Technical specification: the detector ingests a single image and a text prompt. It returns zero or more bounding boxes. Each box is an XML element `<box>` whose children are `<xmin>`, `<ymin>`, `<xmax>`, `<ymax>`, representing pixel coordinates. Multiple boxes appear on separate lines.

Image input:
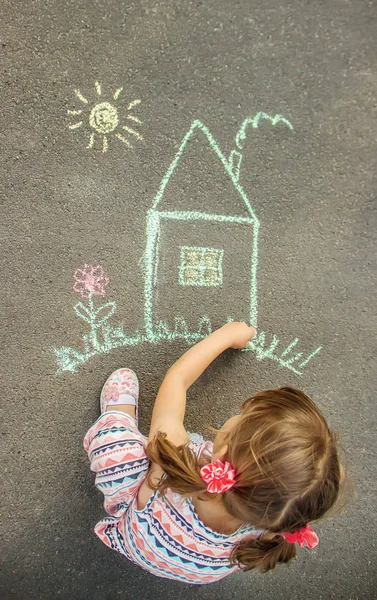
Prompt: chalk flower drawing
<box><xmin>72</xmin><ymin>265</ymin><xmax>117</xmax><ymax>352</ymax></box>
<box><xmin>73</xmin><ymin>264</ymin><xmax>109</xmax><ymax>298</ymax></box>
<box><xmin>54</xmin><ymin>112</ymin><xmax>322</xmax><ymax>375</ymax></box>
<box><xmin>54</xmin><ymin>265</ymin><xmax>123</xmax><ymax>370</ymax></box>
<box><xmin>67</xmin><ymin>81</ymin><xmax>143</xmax><ymax>153</ymax></box>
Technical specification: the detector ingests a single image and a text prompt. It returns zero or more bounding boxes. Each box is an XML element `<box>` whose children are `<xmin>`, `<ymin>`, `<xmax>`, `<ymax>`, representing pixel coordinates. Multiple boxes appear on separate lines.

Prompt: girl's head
<box><xmin>148</xmin><ymin>386</ymin><xmax>344</xmax><ymax>572</ymax></box>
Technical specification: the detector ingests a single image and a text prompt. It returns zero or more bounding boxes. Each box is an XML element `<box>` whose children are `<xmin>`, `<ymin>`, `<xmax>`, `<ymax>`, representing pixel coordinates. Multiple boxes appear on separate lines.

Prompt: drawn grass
<box><xmin>53</xmin><ymin>310</ymin><xmax>320</xmax><ymax>376</ymax></box>
<box><xmin>243</xmin><ymin>332</ymin><xmax>322</xmax><ymax>376</ymax></box>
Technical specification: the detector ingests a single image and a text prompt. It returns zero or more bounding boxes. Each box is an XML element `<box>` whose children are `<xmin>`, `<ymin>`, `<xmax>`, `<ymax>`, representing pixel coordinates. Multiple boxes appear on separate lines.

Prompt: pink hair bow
<box><xmin>200</xmin><ymin>459</ymin><xmax>236</xmax><ymax>494</ymax></box>
<box><xmin>281</xmin><ymin>526</ymin><xmax>319</xmax><ymax>549</ymax></box>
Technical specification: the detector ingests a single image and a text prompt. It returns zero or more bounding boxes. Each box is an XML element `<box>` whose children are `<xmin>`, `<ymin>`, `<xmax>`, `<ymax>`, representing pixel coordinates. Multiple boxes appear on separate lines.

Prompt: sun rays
<box><xmin>67</xmin><ymin>81</ymin><xmax>143</xmax><ymax>153</ymax></box>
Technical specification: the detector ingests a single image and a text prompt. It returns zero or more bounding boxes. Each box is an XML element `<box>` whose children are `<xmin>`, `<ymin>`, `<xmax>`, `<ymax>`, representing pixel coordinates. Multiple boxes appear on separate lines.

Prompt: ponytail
<box><xmin>230</xmin><ymin>531</ymin><xmax>296</xmax><ymax>573</ymax></box>
<box><xmin>147</xmin><ymin>432</ymin><xmax>208</xmax><ymax>497</ymax></box>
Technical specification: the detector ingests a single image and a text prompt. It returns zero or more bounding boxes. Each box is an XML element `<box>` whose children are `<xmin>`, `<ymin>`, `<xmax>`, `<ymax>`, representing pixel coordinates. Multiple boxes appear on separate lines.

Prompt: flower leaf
<box><xmin>94</xmin><ymin>302</ymin><xmax>116</xmax><ymax>325</ymax></box>
<box><xmin>74</xmin><ymin>302</ymin><xmax>93</xmax><ymax>323</ymax></box>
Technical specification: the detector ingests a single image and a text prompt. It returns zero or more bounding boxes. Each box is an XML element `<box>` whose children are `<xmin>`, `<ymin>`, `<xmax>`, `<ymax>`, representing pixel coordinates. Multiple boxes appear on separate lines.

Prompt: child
<box><xmin>84</xmin><ymin>322</ymin><xmax>343</xmax><ymax>584</ymax></box>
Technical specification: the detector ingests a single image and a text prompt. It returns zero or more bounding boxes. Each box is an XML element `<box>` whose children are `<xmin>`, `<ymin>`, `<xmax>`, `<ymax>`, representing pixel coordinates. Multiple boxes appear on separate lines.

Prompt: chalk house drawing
<box><xmin>54</xmin><ymin>112</ymin><xmax>322</xmax><ymax>375</ymax></box>
<box><xmin>68</xmin><ymin>81</ymin><xmax>142</xmax><ymax>153</ymax></box>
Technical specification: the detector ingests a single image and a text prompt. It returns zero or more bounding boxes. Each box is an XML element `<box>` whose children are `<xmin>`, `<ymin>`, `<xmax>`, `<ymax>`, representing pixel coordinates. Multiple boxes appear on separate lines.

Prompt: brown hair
<box><xmin>147</xmin><ymin>386</ymin><xmax>344</xmax><ymax>573</ymax></box>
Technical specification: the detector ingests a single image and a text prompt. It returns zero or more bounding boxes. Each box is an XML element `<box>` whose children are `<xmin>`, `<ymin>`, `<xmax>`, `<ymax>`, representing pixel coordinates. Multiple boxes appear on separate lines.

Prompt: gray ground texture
<box><xmin>1</xmin><ymin>1</ymin><xmax>377</xmax><ymax>599</ymax></box>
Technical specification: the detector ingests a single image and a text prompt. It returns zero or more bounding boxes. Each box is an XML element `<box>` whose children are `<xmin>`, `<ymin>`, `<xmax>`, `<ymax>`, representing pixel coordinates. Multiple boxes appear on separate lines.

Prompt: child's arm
<box><xmin>137</xmin><ymin>322</ymin><xmax>256</xmax><ymax>509</ymax></box>
<box><xmin>148</xmin><ymin>322</ymin><xmax>256</xmax><ymax>445</ymax></box>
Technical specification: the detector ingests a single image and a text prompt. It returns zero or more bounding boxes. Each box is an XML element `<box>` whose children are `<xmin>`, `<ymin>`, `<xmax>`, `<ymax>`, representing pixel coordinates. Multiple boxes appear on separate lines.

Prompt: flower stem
<box><xmin>88</xmin><ymin>293</ymin><xmax>100</xmax><ymax>350</ymax></box>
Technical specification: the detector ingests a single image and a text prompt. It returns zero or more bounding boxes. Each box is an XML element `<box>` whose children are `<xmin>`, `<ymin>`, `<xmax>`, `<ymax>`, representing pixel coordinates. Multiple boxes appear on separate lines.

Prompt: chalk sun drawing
<box><xmin>53</xmin><ymin>112</ymin><xmax>322</xmax><ymax>375</ymax></box>
<box><xmin>67</xmin><ymin>81</ymin><xmax>142</xmax><ymax>153</ymax></box>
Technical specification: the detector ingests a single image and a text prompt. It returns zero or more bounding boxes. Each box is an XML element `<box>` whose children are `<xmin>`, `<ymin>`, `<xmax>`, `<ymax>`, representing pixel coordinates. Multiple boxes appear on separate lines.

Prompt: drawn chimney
<box><xmin>228</xmin><ymin>148</ymin><xmax>243</xmax><ymax>182</ymax></box>
<box><xmin>228</xmin><ymin>120</ymin><xmax>247</xmax><ymax>182</ymax></box>
<box><xmin>229</xmin><ymin>112</ymin><xmax>293</xmax><ymax>182</ymax></box>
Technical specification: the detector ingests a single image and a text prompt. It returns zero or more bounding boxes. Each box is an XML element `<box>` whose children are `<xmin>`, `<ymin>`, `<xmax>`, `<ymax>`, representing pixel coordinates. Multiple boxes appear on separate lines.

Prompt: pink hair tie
<box><xmin>281</xmin><ymin>526</ymin><xmax>319</xmax><ymax>549</ymax></box>
<box><xmin>200</xmin><ymin>459</ymin><xmax>236</xmax><ymax>494</ymax></box>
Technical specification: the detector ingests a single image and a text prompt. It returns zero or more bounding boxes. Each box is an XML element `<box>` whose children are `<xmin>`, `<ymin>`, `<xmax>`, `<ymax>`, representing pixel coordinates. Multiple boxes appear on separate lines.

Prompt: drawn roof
<box><xmin>151</xmin><ymin>120</ymin><xmax>258</xmax><ymax>223</ymax></box>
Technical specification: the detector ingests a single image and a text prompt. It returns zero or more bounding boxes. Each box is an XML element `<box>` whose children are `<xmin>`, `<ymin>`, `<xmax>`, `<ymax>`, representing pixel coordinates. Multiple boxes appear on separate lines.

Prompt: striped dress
<box><xmin>84</xmin><ymin>411</ymin><xmax>260</xmax><ymax>584</ymax></box>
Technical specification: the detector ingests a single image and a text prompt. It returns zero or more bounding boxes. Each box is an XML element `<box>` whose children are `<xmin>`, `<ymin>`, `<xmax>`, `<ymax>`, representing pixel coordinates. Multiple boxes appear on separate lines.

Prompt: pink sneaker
<box><xmin>100</xmin><ymin>368</ymin><xmax>139</xmax><ymax>423</ymax></box>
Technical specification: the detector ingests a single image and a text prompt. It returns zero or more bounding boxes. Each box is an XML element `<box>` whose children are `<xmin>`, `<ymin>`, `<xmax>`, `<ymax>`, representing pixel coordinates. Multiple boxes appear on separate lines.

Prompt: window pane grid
<box><xmin>179</xmin><ymin>247</ymin><xmax>224</xmax><ymax>287</ymax></box>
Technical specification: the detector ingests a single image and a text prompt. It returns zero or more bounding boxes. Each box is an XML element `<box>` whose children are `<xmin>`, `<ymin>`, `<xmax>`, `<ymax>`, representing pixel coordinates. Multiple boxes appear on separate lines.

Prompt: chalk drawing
<box><xmin>179</xmin><ymin>247</ymin><xmax>224</xmax><ymax>286</ymax></box>
<box><xmin>67</xmin><ymin>82</ymin><xmax>143</xmax><ymax>153</ymax></box>
<box><xmin>143</xmin><ymin>119</ymin><xmax>259</xmax><ymax>339</ymax></box>
<box><xmin>72</xmin><ymin>265</ymin><xmax>118</xmax><ymax>351</ymax></box>
<box><xmin>53</xmin><ymin>112</ymin><xmax>322</xmax><ymax>375</ymax></box>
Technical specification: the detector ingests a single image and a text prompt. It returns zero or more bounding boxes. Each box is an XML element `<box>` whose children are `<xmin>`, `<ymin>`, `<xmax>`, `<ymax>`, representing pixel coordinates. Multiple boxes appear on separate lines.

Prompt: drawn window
<box><xmin>179</xmin><ymin>247</ymin><xmax>224</xmax><ymax>286</ymax></box>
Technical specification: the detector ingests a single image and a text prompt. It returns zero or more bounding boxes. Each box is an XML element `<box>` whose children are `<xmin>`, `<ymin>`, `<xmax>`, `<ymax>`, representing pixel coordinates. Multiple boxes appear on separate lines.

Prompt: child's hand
<box><xmin>222</xmin><ymin>322</ymin><xmax>257</xmax><ymax>349</ymax></box>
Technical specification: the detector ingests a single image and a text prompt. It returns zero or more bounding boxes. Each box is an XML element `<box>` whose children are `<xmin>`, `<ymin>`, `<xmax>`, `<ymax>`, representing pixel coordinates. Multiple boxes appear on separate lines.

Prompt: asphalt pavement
<box><xmin>1</xmin><ymin>1</ymin><xmax>377</xmax><ymax>598</ymax></box>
